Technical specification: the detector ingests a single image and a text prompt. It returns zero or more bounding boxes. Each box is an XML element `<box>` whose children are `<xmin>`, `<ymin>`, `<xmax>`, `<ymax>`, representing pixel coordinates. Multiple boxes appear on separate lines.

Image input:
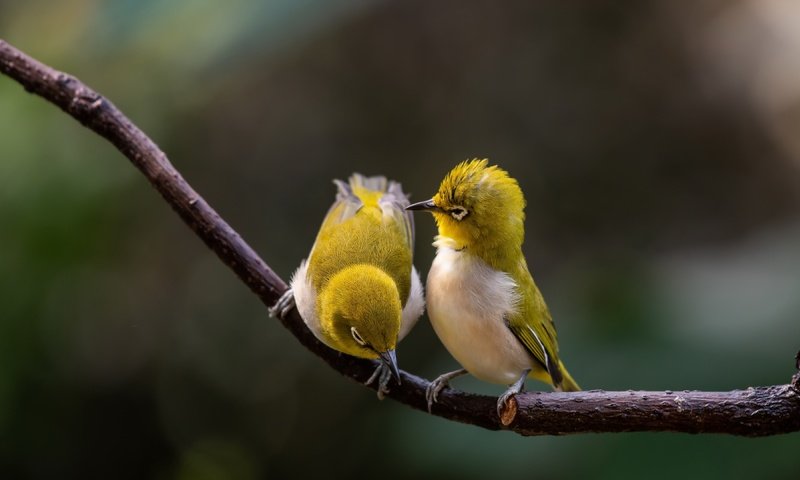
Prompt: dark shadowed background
<box><xmin>2</xmin><ymin>0</ymin><xmax>799</xmax><ymax>478</ymax></box>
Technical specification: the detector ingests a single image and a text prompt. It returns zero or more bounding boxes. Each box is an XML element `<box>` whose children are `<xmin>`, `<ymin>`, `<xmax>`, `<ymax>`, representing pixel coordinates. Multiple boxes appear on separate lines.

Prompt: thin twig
<box><xmin>2</xmin><ymin>39</ymin><xmax>799</xmax><ymax>436</ymax></box>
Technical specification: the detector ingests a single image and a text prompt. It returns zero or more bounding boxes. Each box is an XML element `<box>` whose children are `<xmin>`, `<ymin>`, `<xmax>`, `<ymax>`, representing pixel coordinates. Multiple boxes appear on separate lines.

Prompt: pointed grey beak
<box><xmin>406</xmin><ymin>199</ymin><xmax>438</xmax><ymax>212</ymax></box>
<box><xmin>379</xmin><ymin>349</ymin><xmax>401</xmax><ymax>384</ymax></box>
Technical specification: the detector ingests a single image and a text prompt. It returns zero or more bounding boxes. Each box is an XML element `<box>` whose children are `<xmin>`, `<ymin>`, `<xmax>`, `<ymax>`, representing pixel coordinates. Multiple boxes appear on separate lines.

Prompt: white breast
<box><xmin>426</xmin><ymin>246</ymin><xmax>534</xmax><ymax>385</ymax></box>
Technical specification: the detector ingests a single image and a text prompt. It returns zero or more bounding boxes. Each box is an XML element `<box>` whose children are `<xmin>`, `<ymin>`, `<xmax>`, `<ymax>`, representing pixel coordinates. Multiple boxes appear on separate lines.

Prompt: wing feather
<box><xmin>379</xmin><ymin>179</ymin><xmax>415</xmax><ymax>253</ymax></box>
<box><xmin>505</xmin><ymin>262</ymin><xmax>564</xmax><ymax>386</ymax></box>
<box><xmin>306</xmin><ymin>173</ymin><xmax>417</xmax><ymax>305</ymax></box>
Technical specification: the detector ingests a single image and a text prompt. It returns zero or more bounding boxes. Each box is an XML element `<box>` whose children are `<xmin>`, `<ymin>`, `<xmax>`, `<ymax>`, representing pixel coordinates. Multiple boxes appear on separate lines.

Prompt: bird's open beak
<box><xmin>406</xmin><ymin>199</ymin><xmax>439</xmax><ymax>212</ymax></box>
<box><xmin>379</xmin><ymin>349</ymin><xmax>401</xmax><ymax>384</ymax></box>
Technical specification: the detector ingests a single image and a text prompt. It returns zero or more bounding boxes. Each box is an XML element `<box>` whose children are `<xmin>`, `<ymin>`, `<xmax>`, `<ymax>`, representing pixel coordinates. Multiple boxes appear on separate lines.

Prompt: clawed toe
<box><xmin>424</xmin><ymin>368</ymin><xmax>468</xmax><ymax>413</ymax></box>
<box><xmin>365</xmin><ymin>362</ymin><xmax>394</xmax><ymax>400</ymax></box>
<box><xmin>425</xmin><ymin>379</ymin><xmax>448</xmax><ymax>412</ymax></box>
<box><xmin>269</xmin><ymin>289</ymin><xmax>295</xmax><ymax>320</ymax></box>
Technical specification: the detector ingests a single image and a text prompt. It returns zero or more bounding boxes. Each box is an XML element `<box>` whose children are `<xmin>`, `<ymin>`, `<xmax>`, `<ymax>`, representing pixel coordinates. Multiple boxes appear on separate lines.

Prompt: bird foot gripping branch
<box><xmin>269</xmin><ymin>289</ymin><xmax>296</xmax><ymax>320</ymax></box>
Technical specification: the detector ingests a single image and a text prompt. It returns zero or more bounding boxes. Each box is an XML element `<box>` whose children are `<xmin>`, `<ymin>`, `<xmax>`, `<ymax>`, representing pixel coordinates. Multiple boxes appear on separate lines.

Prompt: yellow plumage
<box><xmin>272</xmin><ymin>174</ymin><xmax>424</xmax><ymax>398</ymax></box>
<box><xmin>407</xmin><ymin>159</ymin><xmax>579</xmax><ymax>413</ymax></box>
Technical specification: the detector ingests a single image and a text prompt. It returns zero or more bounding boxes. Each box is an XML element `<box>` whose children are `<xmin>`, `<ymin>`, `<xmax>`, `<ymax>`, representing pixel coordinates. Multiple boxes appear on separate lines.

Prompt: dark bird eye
<box><xmin>450</xmin><ymin>207</ymin><xmax>468</xmax><ymax>221</ymax></box>
<box><xmin>351</xmin><ymin>327</ymin><xmax>367</xmax><ymax>346</ymax></box>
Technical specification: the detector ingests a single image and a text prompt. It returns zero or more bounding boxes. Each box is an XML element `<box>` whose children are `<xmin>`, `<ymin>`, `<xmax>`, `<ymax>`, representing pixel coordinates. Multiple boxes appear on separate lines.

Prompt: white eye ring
<box><xmin>450</xmin><ymin>206</ymin><xmax>468</xmax><ymax>221</ymax></box>
<box><xmin>351</xmin><ymin>327</ymin><xmax>366</xmax><ymax>346</ymax></box>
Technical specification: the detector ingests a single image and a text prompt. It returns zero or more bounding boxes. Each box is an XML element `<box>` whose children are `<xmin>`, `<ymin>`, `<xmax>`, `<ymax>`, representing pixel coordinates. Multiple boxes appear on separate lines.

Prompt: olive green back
<box><xmin>306</xmin><ymin>174</ymin><xmax>414</xmax><ymax>306</ymax></box>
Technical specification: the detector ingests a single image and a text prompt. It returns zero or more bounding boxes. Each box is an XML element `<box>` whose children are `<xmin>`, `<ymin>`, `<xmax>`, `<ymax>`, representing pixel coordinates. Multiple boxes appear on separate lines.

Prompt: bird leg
<box><xmin>269</xmin><ymin>288</ymin><xmax>295</xmax><ymax>320</ymax></box>
<box><xmin>365</xmin><ymin>362</ymin><xmax>395</xmax><ymax>400</ymax></box>
<box><xmin>497</xmin><ymin>369</ymin><xmax>531</xmax><ymax>420</ymax></box>
<box><xmin>425</xmin><ymin>368</ymin><xmax>468</xmax><ymax>412</ymax></box>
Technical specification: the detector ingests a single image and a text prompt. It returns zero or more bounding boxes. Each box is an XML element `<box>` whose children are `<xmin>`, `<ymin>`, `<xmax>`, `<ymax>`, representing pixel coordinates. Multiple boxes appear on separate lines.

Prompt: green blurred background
<box><xmin>2</xmin><ymin>0</ymin><xmax>800</xmax><ymax>478</ymax></box>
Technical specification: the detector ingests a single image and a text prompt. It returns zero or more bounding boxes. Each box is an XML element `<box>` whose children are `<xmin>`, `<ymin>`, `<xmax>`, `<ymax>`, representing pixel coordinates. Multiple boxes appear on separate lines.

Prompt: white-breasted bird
<box><xmin>407</xmin><ymin>159</ymin><xmax>579</xmax><ymax>416</ymax></box>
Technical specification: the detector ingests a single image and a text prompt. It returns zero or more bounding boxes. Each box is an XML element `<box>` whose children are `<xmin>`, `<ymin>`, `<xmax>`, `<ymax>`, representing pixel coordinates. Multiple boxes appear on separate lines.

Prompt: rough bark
<box><xmin>2</xmin><ymin>39</ymin><xmax>799</xmax><ymax>436</ymax></box>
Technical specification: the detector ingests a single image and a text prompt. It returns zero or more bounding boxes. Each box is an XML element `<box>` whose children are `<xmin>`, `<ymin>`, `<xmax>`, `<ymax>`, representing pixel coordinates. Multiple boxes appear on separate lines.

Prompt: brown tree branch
<box><xmin>2</xmin><ymin>39</ymin><xmax>799</xmax><ymax>437</ymax></box>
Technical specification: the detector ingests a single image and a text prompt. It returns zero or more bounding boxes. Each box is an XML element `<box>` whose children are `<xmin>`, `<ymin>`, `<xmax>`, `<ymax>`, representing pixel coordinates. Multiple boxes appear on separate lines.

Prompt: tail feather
<box><xmin>349</xmin><ymin>173</ymin><xmax>388</xmax><ymax>194</ymax></box>
<box><xmin>341</xmin><ymin>173</ymin><xmax>410</xmax><ymax>208</ymax></box>
<box><xmin>340</xmin><ymin>173</ymin><xmax>414</xmax><ymax>251</ymax></box>
<box><xmin>556</xmin><ymin>361</ymin><xmax>581</xmax><ymax>392</ymax></box>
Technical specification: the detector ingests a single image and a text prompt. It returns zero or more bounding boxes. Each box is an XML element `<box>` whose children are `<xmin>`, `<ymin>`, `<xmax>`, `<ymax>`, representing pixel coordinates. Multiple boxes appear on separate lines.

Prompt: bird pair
<box><xmin>271</xmin><ymin>159</ymin><xmax>579</xmax><ymax>417</ymax></box>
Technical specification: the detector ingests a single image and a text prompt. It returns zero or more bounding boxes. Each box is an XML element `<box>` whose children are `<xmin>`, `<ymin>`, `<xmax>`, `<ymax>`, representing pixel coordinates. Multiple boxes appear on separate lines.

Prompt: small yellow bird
<box><xmin>271</xmin><ymin>174</ymin><xmax>425</xmax><ymax>398</ymax></box>
<box><xmin>407</xmin><ymin>159</ymin><xmax>579</xmax><ymax>415</ymax></box>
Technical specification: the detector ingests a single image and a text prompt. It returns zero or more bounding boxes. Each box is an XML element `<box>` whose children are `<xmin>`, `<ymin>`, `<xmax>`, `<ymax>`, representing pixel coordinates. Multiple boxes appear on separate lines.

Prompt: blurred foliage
<box><xmin>2</xmin><ymin>0</ymin><xmax>800</xmax><ymax>479</ymax></box>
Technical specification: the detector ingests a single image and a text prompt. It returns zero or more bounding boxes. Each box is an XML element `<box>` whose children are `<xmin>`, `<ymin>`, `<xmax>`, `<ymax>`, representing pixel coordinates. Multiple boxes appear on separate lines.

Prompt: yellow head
<box><xmin>317</xmin><ymin>264</ymin><xmax>402</xmax><ymax>374</ymax></box>
<box><xmin>407</xmin><ymin>159</ymin><xmax>526</xmax><ymax>263</ymax></box>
